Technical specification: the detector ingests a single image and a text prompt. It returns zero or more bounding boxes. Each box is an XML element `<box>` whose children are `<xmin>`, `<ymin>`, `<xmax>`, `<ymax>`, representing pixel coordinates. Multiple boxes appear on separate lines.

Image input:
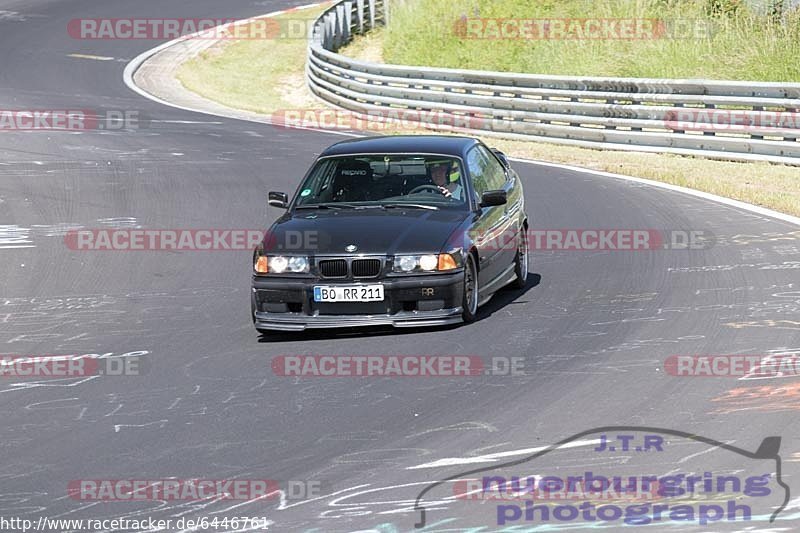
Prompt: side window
<box><xmin>476</xmin><ymin>146</ymin><xmax>507</xmax><ymax>190</ymax></box>
<box><xmin>466</xmin><ymin>147</ymin><xmax>489</xmax><ymax>201</ymax></box>
<box><xmin>467</xmin><ymin>146</ymin><xmax>507</xmax><ymax>203</ymax></box>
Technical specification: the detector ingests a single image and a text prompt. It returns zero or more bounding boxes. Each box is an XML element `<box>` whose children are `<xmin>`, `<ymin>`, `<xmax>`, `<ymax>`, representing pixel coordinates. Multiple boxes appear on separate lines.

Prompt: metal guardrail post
<box><xmin>344</xmin><ymin>2</ymin><xmax>353</xmax><ymax>40</ymax></box>
<box><xmin>336</xmin><ymin>4</ymin><xmax>348</xmax><ymax>46</ymax></box>
<box><xmin>368</xmin><ymin>0</ymin><xmax>376</xmax><ymax>31</ymax></box>
<box><xmin>356</xmin><ymin>0</ymin><xmax>365</xmax><ymax>33</ymax></box>
<box><xmin>333</xmin><ymin>5</ymin><xmax>344</xmax><ymax>49</ymax></box>
<box><xmin>324</xmin><ymin>12</ymin><xmax>335</xmax><ymax>50</ymax></box>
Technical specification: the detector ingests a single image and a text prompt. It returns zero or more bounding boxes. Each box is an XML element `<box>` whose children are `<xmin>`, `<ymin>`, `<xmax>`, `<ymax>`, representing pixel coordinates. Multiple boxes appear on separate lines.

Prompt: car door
<box><xmin>477</xmin><ymin>145</ymin><xmax>520</xmax><ymax>281</ymax></box>
<box><xmin>487</xmin><ymin>146</ymin><xmax>525</xmax><ymax>263</ymax></box>
<box><xmin>465</xmin><ymin>145</ymin><xmax>515</xmax><ymax>289</ymax></box>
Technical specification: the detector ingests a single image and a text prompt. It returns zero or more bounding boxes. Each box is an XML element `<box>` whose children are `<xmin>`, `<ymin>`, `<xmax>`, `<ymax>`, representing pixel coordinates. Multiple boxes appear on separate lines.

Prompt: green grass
<box><xmin>177</xmin><ymin>5</ymin><xmax>330</xmax><ymax>113</ymax></box>
<box><xmin>382</xmin><ymin>0</ymin><xmax>800</xmax><ymax>80</ymax></box>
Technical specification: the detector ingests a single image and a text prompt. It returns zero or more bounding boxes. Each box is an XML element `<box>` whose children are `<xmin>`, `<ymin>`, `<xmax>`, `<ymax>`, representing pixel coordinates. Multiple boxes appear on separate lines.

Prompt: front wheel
<box><xmin>509</xmin><ymin>229</ymin><xmax>529</xmax><ymax>290</ymax></box>
<box><xmin>461</xmin><ymin>254</ymin><xmax>478</xmax><ymax>323</ymax></box>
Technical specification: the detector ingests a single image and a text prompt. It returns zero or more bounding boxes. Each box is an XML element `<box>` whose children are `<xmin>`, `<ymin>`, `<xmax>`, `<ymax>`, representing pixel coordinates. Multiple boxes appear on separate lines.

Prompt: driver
<box><xmin>429</xmin><ymin>161</ymin><xmax>463</xmax><ymax>200</ymax></box>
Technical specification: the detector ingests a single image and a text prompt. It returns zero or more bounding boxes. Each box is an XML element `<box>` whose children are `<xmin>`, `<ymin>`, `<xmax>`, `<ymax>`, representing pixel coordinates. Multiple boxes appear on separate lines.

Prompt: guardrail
<box><xmin>307</xmin><ymin>0</ymin><xmax>800</xmax><ymax>165</ymax></box>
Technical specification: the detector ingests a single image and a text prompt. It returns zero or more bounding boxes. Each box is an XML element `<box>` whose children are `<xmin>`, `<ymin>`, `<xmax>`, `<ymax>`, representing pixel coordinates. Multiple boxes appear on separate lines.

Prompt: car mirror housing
<box><xmin>480</xmin><ymin>189</ymin><xmax>507</xmax><ymax>208</ymax></box>
<box><xmin>268</xmin><ymin>191</ymin><xmax>289</xmax><ymax>209</ymax></box>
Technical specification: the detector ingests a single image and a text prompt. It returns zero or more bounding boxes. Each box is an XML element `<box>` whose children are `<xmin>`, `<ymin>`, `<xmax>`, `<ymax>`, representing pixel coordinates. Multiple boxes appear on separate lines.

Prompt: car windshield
<box><xmin>293</xmin><ymin>154</ymin><xmax>468</xmax><ymax>209</ymax></box>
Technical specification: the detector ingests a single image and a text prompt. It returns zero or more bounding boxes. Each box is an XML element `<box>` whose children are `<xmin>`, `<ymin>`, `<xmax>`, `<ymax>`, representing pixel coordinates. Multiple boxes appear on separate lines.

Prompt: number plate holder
<box><xmin>313</xmin><ymin>285</ymin><xmax>385</xmax><ymax>302</ymax></box>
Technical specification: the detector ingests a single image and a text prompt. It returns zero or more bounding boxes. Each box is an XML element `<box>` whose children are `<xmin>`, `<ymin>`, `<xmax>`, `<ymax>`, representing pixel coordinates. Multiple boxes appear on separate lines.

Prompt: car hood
<box><xmin>264</xmin><ymin>208</ymin><xmax>470</xmax><ymax>256</ymax></box>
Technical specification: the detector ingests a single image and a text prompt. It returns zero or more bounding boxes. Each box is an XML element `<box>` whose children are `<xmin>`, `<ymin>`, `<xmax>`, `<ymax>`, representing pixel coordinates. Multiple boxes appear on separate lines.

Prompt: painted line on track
<box><xmin>407</xmin><ymin>438</ymin><xmax>600</xmax><ymax>469</ymax></box>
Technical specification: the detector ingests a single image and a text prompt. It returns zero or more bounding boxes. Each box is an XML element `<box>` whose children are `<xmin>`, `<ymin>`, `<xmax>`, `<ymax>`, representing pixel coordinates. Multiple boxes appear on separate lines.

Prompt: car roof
<box><xmin>318</xmin><ymin>135</ymin><xmax>481</xmax><ymax>159</ymax></box>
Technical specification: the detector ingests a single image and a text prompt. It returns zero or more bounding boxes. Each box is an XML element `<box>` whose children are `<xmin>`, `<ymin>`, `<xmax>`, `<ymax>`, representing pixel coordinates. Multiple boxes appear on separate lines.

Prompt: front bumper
<box><xmin>252</xmin><ymin>270</ymin><xmax>464</xmax><ymax>331</ymax></box>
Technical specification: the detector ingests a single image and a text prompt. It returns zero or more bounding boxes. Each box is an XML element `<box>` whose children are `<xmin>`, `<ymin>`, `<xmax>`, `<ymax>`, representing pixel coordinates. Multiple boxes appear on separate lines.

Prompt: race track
<box><xmin>1</xmin><ymin>0</ymin><xmax>799</xmax><ymax>531</ymax></box>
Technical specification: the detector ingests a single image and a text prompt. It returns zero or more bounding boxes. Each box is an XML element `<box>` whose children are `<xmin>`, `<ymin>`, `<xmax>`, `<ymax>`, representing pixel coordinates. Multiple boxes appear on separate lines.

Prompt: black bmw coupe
<box><xmin>251</xmin><ymin>135</ymin><xmax>529</xmax><ymax>334</ymax></box>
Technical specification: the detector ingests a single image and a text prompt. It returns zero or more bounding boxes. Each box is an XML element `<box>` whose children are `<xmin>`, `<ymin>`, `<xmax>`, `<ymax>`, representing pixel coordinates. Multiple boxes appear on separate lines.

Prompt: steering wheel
<box><xmin>408</xmin><ymin>184</ymin><xmax>444</xmax><ymax>195</ymax></box>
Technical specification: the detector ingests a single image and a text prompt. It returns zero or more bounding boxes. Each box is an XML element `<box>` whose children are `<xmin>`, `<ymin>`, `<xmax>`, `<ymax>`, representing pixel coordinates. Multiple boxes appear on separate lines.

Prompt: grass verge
<box><xmin>383</xmin><ymin>0</ymin><xmax>800</xmax><ymax>81</ymax></box>
<box><xmin>176</xmin><ymin>5</ymin><xmax>330</xmax><ymax>112</ymax></box>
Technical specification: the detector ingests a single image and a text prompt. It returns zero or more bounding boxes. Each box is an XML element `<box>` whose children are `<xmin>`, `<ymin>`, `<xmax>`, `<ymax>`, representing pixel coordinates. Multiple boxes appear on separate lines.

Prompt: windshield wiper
<box><xmin>295</xmin><ymin>203</ymin><xmax>361</xmax><ymax>210</ymax></box>
<box><xmin>379</xmin><ymin>203</ymin><xmax>440</xmax><ymax>211</ymax></box>
<box><xmin>296</xmin><ymin>202</ymin><xmax>440</xmax><ymax>211</ymax></box>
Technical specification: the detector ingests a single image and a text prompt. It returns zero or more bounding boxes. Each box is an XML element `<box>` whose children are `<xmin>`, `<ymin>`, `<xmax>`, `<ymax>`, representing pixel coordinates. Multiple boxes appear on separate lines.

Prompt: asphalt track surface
<box><xmin>1</xmin><ymin>0</ymin><xmax>800</xmax><ymax>531</ymax></box>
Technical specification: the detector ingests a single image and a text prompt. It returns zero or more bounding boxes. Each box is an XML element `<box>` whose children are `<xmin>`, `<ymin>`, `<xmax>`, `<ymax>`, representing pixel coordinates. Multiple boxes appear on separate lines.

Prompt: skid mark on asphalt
<box><xmin>574</xmin><ymin>335</ymin><xmax>707</xmax><ymax>357</ymax></box>
<box><xmin>0</xmin><ymin>218</ymin><xmax>141</xmax><ymax>249</ymax></box>
<box><xmin>589</xmin><ymin>316</ymin><xmax>665</xmax><ymax>326</ymax></box>
<box><xmin>774</xmin><ymin>244</ymin><xmax>800</xmax><ymax>256</ymax></box>
<box><xmin>1</xmin><ymin>376</ymin><xmax>100</xmax><ymax>393</ymax></box>
<box><xmin>725</xmin><ymin>320</ymin><xmax>800</xmax><ymax>331</ymax></box>
<box><xmin>113</xmin><ymin>419</ymin><xmax>168</xmax><ymax>432</ymax></box>
<box><xmin>1</xmin><ymin>287</ymin><xmax>239</xmax><ymax>349</ymax></box>
<box><xmin>0</xmin><ymin>10</ymin><xmax>39</xmax><ymax>21</ymax></box>
<box><xmin>319</xmin><ymin>431</ymin><xmax>384</xmax><ymax>442</ymax></box>
<box><xmin>712</xmin><ymin>382</ymin><xmax>800</xmax><ymax>414</ymax></box>
<box><xmin>0</xmin><ymin>225</ymin><xmax>35</xmax><ymax>249</ymax></box>
<box><xmin>405</xmin><ymin>422</ymin><xmax>498</xmax><ymax>439</ymax></box>
<box><xmin>67</xmin><ymin>53</ymin><xmax>115</xmax><ymax>61</ymax></box>
<box><xmin>0</xmin><ymin>377</ymin><xmax>305</xmax><ymax>444</ymax></box>
<box><xmin>669</xmin><ymin>261</ymin><xmax>800</xmax><ymax>272</ymax></box>
<box><xmin>334</xmin><ymin>449</ymin><xmax>431</xmax><ymax>466</ymax></box>
<box><xmin>715</xmin><ymin>230</ymin><xmax>800</xmax><ymax>247</ymax></box>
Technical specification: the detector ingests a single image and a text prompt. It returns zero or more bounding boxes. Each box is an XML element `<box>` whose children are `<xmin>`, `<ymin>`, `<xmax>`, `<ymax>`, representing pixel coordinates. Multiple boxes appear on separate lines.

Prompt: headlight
<box><xmin>270</xmin><ymin>256</ymin><xmax>289</xmax><ymax>273</ymax></box>
<box><xmin>419</xmin><ymin>254</ymin><xmax>438</xmax><ymax>271</ymax></box>
<box><xmin>254</xmin><ymin>253</ymin><xmax>310</xmax><ymax>275</ymax></box>
<box><xmin>287</xmin><ymin>256</ymin><xmax>309</xmax><ymax>272</ymax></box>
<box><xmin>396</xmin><ymin>256</ymin><xmax>417</xmax><ymax>272</ymax></box>
<box><xmin>392</xmin><ymin>254</ymin><xmax>459</xmax><ymax>273</ymax></box>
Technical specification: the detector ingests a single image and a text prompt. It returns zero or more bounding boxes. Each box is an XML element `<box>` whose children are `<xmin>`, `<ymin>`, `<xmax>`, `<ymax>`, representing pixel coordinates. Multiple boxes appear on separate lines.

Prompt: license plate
<box><xmin>314</xmin><ymin>285</ymin><xmax>384</xmax><ymax>302</ymax></box>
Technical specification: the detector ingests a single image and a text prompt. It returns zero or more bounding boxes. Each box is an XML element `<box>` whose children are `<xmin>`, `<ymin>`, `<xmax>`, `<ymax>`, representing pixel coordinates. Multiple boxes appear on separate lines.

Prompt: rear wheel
<box><xmin>510</xmin><ymin>229</ymin><xmax>529</xmax><ymax>290</ymax></box>
<box><xmin>461</xmin><ymin>254</ymin><xmax>478</xmax><ymax>323</ymax></box>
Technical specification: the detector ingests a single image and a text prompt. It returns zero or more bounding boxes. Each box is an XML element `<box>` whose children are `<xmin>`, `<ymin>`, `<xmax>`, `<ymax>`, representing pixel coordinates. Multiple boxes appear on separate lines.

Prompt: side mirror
<box><xmin>480</xmin><ymin>189</ymin><xmax>507</xmax><ymax>208</ymax></box>
<box><xmin>268</xmin><ymin>191</ymin><xmax>288</xmax><ymax>209</ymax></box>
<box><xmin>491</xmin><ymin>148</ymin><xmax>510</xmax><ymax>168</ymax></box>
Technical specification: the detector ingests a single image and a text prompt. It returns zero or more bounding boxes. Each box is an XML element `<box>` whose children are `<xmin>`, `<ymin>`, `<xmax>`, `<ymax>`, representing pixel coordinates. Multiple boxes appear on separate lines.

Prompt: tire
<box><xmin>509</xmin><ymin>228</ymin><xmax>529</xmax><ymax>290</ymax></box>
<box><xmin>461</xmin><ymin>253</ymin><xmax>479</xmax><ymax>323</ymax></box>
